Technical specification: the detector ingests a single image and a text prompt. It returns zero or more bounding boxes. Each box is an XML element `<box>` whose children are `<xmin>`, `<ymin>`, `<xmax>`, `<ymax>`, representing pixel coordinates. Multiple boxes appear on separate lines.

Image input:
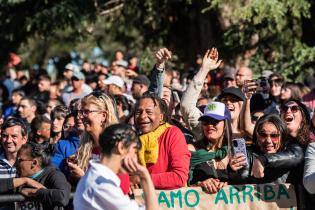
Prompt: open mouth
<box><xmin>284</xmin><ymin>115</ymin><xmax>294</xmax><ymax>123</ymax></box>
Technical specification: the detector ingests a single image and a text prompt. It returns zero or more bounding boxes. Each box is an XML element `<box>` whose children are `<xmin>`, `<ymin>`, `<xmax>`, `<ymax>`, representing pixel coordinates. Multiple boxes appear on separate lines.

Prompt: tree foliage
<box><xmin>1</xmin><ymin>0</ymin><xmax>314</xmax><ymax>81</ymax></box>
<box><xmin>206</xmin><ymin>0</ymin><xmax>315</xmax><ymax>80</ymax></box>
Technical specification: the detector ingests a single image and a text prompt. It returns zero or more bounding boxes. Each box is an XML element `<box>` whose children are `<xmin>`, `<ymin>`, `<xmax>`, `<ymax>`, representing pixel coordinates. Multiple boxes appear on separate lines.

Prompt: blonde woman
<box><xmin>65</xmin><ymin>91</ymin><xmax>133</xmax><ymax>192</ymax></box>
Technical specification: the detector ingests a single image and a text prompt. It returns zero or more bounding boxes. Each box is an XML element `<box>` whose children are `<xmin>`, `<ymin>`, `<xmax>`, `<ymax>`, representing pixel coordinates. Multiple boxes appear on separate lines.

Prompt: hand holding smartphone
<box><xmin>230</xmin><ymin>138</ymin><xmax>248</xmax><ymax>170</ymax></box>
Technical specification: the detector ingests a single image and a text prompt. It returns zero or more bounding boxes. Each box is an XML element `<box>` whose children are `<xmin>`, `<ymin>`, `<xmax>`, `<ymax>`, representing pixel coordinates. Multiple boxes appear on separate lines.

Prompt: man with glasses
<box><xmin>0</xmin><ymin>117</ymin><xmax>28</xmax><ymax>179</ymax></box>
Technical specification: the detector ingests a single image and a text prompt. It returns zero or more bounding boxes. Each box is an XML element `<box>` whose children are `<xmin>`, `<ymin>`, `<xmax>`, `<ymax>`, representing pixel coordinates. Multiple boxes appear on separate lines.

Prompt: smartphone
<box><xmin>243</xmin><ymin>79</ymin><xmax>257</xmax><ymax>93</ymax></box>
<box><xmin>232</xmin><ymin>138</ymin><xmax>248</xmax><ymax>166</ymax></box>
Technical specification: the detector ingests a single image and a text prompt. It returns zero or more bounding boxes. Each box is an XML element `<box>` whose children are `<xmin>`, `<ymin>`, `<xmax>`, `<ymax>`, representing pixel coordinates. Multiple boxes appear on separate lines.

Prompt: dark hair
<box><xmin>114</xmin><ymin>95</ymin><xmax>133</xmax><ymax>114</ymax></box>
<box><xmin>281</xmin><ymin>99</ymin><xmax>312</xmax><ymax>146</ymax></box>
<box><xmin>195</xmin><ymin>118</ymin><xmax>232</xmax><ymax>151</ymax></box>
<box><xmin>21</xmin><ymin>97</ymin><xmax>37</xmax><ymax>108</ymax></box>
<box><xmin>1</xmin><ymin>117</ymin><xmax>28</xmax><ymax>137</ymax></box>
<box><xmin>253</xmin><ymin>114</ymin><xmax>287</xmax><ymax>151</ymax></box>
<box><xmin>135</xmin><ymin>93</ymin><xmax>168</xmax><ymax>120</ymax></box>
<box><xmin>30</xmin><ymin>115</ymin><xmax>51</xmax><ymax>139</ymax></box>
<box><xmin>19</xmin><ymin>142</ymin><xmax>51</xmax><ymax>168</ymax></box>
<box><xmin>99</xmin><ymin>124</ymin><xmax>141</xmax><ymax>156</ymax></box>
<box><xmin>12</xmin><ymin>88</ymin><xmax>25</xmax><ymax>97</ymax></box>
<box><xmin>38</xmin><ymin>74</ymin><xmax>51</xmax><ymax>82</ymax></box>
<box><xmin>50</xmin><ymin>105</ymin><xmax>70</xmax><ymax>120</ymax></box>
<box><xmin>281</xmin><ymin>82</ymin><xmax>302</xmax><ymax>101</ymax></box>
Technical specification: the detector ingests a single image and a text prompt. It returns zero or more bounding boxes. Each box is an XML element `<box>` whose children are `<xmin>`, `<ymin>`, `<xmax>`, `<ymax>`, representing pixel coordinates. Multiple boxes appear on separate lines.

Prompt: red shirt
<box><xmin>147</xmin><ymin>126</ymin><xmax>191</xmax><ymax>189</ymax></box>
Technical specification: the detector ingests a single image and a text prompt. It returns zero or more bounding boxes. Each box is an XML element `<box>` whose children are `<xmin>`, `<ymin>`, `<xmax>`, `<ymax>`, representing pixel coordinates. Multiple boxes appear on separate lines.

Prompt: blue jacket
<box><xmin>51</xmin><ymin>132</ymin><xmax>80</xmax><ymax>177</ymax></box>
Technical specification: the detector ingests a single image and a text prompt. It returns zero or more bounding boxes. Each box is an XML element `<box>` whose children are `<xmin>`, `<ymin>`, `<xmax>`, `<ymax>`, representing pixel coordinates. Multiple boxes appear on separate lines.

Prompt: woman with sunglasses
<box><xmin>250</xmin><ymin>100</ymin><xmax>311</xmax><ymax>184</ymax></box>
<box><xmin>16</xmin><ymin>142</ymin><xmax>71</xmax><ymax>209</ymax></box>
<box><xmin>229</xmin><ymin>114</ymin><xmax>296</xmax><ymax>184</ymax></box>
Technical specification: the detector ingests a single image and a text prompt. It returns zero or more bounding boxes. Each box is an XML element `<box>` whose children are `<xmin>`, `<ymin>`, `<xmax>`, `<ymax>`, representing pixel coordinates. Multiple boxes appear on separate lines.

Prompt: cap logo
<box><xmin>207</xmin><ymin>104</ymin><xmax>216</xmax><ymax>111</ymax></box>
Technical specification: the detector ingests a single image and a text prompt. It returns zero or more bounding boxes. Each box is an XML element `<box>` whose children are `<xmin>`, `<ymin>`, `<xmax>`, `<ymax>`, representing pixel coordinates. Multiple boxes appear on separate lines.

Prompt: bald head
<box><xmin>235</xmin><ymin>66</ymin><xmax>253</xmax><ymax>88</ymax></box>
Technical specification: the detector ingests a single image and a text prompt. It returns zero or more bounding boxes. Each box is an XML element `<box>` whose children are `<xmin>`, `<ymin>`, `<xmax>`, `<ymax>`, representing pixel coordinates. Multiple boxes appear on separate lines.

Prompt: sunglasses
<box><xmin>280</xmin><ymin>105</ymin><xmax>299</xmax><ymax>114</ymax></box>
<box><xmin>258</xmin><ymin>132</ymin><xmax>280</xmax><ymax>141</ymax></box>
<box><xmin>201</xmin><ymin>118</ymin><xmax>221</xmax><ymax>126</ymax></box>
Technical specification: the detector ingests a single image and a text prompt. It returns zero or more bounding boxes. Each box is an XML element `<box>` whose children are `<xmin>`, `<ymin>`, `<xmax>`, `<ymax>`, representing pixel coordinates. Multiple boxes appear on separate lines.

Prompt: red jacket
<box><xmin>147</xmin><ymin>126</ymin><xmax>191</xmax><ymax>189</ymax></box>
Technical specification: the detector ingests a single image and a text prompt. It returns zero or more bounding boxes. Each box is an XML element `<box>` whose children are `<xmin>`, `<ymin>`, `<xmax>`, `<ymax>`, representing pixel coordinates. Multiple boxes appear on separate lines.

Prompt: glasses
<box><xmin>17</xmin><ymin>157</ymin><xmax>33</xmax><ymax>163</ymax></box>
<box><xmin>201</xmin><ymin>118</ymin><xmax>221</xmax><ymax>126</ymax></box>
<box><xmin>258</xmin><ymin>132</ymin><xmax>280</xmax><ymax>141</ymax></box>
<box><xmin>280</xmin><ymin>105</ymin><xmax>300</xmax><ymax>114</ymax></box>
<box><xmin>78</xmin><ymin>109</ymin><xmax>102</xmax><ymax>117</ymax></box>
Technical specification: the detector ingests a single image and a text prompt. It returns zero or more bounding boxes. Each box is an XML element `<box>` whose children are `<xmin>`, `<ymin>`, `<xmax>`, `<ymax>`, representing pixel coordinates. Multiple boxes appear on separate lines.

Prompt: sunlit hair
<box><xmin>76</xmin><ymin>92</ymin><xmax>118</xmax><ymax>171</ymax></box>
<box><xmin>252</xmin><ymin>114</ymin><xmax>287</xmax><ymax>152</ymax></box>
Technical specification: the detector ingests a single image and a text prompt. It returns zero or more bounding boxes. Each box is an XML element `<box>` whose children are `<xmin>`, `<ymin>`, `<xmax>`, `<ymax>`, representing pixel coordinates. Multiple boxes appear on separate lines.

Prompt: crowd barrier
<box><xmin>0</xmin><ymin>184</ymin><xmax>298</xmax><ymax>210</ymax></box>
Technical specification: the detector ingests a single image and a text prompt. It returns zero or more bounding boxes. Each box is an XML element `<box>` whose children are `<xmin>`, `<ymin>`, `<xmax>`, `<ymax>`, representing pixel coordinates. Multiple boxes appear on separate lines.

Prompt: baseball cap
<box><xmin>133</xmin><ymin>75</ymin><xmax>150</xmax><ymax>87</ymax></box>
<box><xmin>218</xmin><ymin>87</ymin><xmax>246</xmax><ymax>101</ymax></box>
<box><xmin>198</xmin><ymin>101</ymin><xmax>231</xmax><ymax>121</ymax></box>
<box><xmin>223</xmin><ymin>66</ymin><xmax>236</xmax><ymax>80</ymax></box>
<box><xmin>103</xmin><ymin>75</ymin><xmax>124</xmax><ymax>88</ymax></box>
<box><xmin>116</xmin><ymin>60</ymin><xmax>128</xmax><ymax>69</ymax></box>
<box><xmin>71</xmin><ymin>71</ymin><xmax>85</xmax><ymax>80</ymax></box>
<box><xmin>65</xmin><ymin>63</ymin><xmax>80</xmax><ymax>72</ymax></box>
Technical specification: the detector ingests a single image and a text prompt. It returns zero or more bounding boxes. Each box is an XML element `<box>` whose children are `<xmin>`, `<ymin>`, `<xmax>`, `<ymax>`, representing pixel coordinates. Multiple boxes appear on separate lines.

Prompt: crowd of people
<box><xmin>0</xmin><ymin>47</ymin><xmax>315</xmax><ymax>209</ymax></box>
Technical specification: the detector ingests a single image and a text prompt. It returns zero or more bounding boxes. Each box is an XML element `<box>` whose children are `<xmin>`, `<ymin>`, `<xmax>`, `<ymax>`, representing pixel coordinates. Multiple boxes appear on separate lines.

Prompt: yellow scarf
<box><xmin>138</xmin><ymin>122</ymin><xmax>172</xmax><ymax>166</ymax></box>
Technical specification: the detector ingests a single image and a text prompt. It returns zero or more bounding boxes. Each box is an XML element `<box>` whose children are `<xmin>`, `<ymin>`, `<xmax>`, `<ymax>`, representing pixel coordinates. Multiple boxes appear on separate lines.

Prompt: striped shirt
<box><xmin>0</xmin><ymin>152</ymin><xmax>16</xmax><ymax>178</ymax></box>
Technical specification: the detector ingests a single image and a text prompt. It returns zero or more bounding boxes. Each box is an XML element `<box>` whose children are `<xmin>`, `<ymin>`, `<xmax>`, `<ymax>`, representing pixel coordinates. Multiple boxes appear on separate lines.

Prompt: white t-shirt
<box><xmin>73</xmin><ymin>160</ymin><xmax>145</xmax><ymax>210</ymax></box>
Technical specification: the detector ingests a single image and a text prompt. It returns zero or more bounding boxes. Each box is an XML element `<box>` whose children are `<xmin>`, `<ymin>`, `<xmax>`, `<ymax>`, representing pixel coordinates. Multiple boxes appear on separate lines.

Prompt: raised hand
<box><xmin>155</xmin><ymin>48</ymin><xmax>172</xmax><ymax>69</ymax></box>
<box><xmin>201</xmin><ymin>48</ymin><xmax>222</xmax><ymax>72</ymax></box>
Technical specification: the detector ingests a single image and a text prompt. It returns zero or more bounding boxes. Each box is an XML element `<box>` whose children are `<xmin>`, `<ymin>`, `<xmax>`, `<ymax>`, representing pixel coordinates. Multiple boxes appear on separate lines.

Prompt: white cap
<box><xmin>65</xmin><ymin>63</ymin><xmax>80</xmax><ymax>72</ymax></box>
<box><xmin>103</xmin><ymin>75</ymin><xmax>125</xmax><ymax>88</ymax></box>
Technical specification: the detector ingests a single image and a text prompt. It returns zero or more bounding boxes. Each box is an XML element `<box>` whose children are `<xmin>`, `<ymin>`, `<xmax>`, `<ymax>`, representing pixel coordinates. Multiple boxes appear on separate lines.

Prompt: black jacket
<box><xmin>34</xmin><ymin>166</ymin><xmax>71</xmax><ymax>209</ymax></box>
<box><xmin>15</xmin><ymin>166</ymin><xmax>71</xmax><ymax>210</ymax></box>
<box><xmin>229</xmin><ymin>137</ymin><xmax>304</xmax><ymax>185</ymax></box>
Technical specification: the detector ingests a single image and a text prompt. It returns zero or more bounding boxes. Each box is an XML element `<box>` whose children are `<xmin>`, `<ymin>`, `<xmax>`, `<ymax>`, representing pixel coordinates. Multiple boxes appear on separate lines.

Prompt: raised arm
<box><xmin>148</xmin><ymin>48</ymin><xmax>172</xmax><ymax>97</ymax></box>
<box><xmin>241</xmin><ymin>81</ymin><xmax>258</xmax><ymax>137</ymax></box>
<box><xmin>180</xmin><ymin>48</ymin><xmax>221</xmax><ymax>139</ymax></box>
<box><xmin>303</xmin><ymin>142</ymin><xmax>315</xmax><ymax>194</ymax></box>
